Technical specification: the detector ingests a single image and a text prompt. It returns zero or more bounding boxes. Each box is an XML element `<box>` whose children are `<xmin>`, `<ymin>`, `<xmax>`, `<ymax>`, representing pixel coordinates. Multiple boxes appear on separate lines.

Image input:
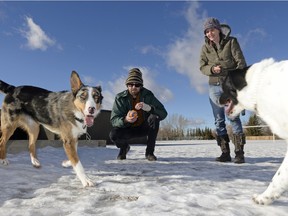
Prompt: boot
<box><xmin>233</xmin><ymin>133</ymin><xmax>246</xmax><ymax>164</ymax></box>
<box><xmin>117</xmin><ymin>145</ymin><xmax>130</xmax><ymax>160</ymax></box>
<box><xmin>145</xmin><ymin>153</ymin><xmax>157</xmax><ymax>161</ymax></box>
<box><xmin>215</xmin><ymin>135</ymin><xmax>232</xmax><ymax>162</ymax></box>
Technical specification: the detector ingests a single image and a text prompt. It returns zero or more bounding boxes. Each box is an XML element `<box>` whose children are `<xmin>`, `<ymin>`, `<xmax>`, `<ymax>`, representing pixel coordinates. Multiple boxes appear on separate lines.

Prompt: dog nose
<box><xmin>88</xmin><ymin>107</ymin><xmax>95</xmax><ymax>114</ymax></box>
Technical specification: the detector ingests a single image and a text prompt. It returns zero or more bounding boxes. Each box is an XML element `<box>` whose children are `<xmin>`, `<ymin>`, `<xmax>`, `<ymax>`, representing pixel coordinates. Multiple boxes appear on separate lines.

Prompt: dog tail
<box><xmin>0</xmin><ymin>80</ymin><xmax>15</xmax><ymax>94</ymax></box>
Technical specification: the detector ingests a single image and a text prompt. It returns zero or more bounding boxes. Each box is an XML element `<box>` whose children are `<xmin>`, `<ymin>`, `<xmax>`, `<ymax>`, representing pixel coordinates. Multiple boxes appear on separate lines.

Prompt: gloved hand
<box><xmin>135</xmin><ymin>102</ymin><xmax>151</xmax><ymax>112</ymax></box>
<box><xmin>147</xmin><ymin>114</ymin><xmax>159</xmax><ymax>129</ymax></box>
<box><xmin>142</xmin><ymin>103</ymin><xmax>151</xmax><ymax>112</ymax></box>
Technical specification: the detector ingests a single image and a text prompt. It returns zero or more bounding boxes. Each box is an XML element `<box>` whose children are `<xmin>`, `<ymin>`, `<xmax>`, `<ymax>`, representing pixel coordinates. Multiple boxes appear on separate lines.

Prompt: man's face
<box><xmin>127</xmin><ymin>83</ymin><xmax>142</xmax><ymax>97</ymax></box>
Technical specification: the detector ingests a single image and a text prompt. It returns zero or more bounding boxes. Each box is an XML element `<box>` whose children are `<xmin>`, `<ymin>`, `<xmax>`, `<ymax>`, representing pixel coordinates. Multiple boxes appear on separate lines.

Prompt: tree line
<box><xmin>157</xmin><ymin>113</ymin><xmax>273</xmax><ymax>140</ymax></box>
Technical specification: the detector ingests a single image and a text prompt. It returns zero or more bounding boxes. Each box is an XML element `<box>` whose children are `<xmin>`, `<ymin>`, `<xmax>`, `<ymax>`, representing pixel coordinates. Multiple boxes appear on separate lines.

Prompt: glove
<box><xmin>135</xmin><ymin>102</ymin><xmax>151</xmax><ymax>112</ymax></box>
<box><xmin>147</xmin><ymin>114</ymin><xmax>159</xmax><ymax>129</ymax></box>
<box><xmin>142</xmin><ymin>103</ymin><xmax>151</xmax><ymax>112</ymax></box>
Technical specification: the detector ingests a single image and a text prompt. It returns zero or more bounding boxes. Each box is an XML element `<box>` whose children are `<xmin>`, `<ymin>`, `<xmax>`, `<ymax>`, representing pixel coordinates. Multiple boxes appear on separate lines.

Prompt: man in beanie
<box><xmin>199</xmin><ymin>17</ymin><xmax>247</xmax><ymax>163</ymax></box>
<box><xmin>109</xmin><ymin>68</ymin><xmax>167</xmax><ymax>161</ymax></box>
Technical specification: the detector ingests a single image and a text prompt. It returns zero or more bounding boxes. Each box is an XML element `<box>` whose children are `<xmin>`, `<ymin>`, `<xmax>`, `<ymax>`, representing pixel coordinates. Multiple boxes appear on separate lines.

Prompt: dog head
<box><xmin>71</xmin><ymin>71</ymin><xmax>103</xmax><ymax>127</ymax></box>
<box><xmin>219</xmin><ymin>67</ymin><xmax>249</xmax><ymax>118</ymax></box>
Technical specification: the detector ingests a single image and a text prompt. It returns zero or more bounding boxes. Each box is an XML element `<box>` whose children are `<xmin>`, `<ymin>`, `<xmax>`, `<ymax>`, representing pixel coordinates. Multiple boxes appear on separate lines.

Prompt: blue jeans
<box><xmin>209</xmin><ymin>84</ymin><xmax>243</xmax><ymax>136</ymax></box>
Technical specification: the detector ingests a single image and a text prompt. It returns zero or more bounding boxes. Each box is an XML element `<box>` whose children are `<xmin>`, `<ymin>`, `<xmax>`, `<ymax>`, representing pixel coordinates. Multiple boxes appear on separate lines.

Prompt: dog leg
<box><xmin>63</xmin><ymin>140</ymin><xmax>94</xmax><ymax>187</ymax></box>
<box><xmin>0</xmin><ymin>137</ymin><xmax>9</xmax><ymax>166</ymax></box>
<box><xmin>30</xmin><ymin>154</ymin><xmax>41</xmax><ymax>168</ymax></box>
<box><xmin>253</xmin><ymin>142</ymin><xmax>288</xmax><ymax>205</ymax></box>
<box><xmin>62</xmin><ymin>142</ymin><xmax>78</xmax><ymax>168</ymax></box>
<box><xmin>62</xmin><ymin>143</ymin><xmax>77</xmax><ymax>168</ymax></box>
<box><xmin>62</xmin><ymin>160</ymin><xmax>72</xmax><ymax>167</ymax></box>
<box><xmin>0</xmin><ymin>159</ymin><xmax>9</xmax><ymax>165</ymax></box>
<box><xmin>74</xmin><ymin>161</ymin><xmax>94</xmax><ymax>187</ymax></box>
<box><xmin>22</xmin><ymin>120</ymin><xmax>41</xmax><ymax>168</ymax></box>
<box><xmin>0</xmin><ymin>137</ymin><xmax>9</xmax><ymax>165</ymax></box>
<box><xmin>0</xmin><ymin>124</ymin><xmax>17</xmax><ymax>166</ymax></box>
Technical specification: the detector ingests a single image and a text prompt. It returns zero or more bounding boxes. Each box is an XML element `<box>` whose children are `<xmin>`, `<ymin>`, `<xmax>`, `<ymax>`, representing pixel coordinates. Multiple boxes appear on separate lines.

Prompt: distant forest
<box><xmin>157</xmin><ymin>114</ymin><xmax>273</xmax><ymax>140</ymax></box>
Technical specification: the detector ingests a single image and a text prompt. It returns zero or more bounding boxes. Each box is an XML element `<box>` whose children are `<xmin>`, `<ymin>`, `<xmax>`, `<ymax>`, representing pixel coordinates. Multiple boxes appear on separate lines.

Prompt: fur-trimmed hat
<box><xmin>203</xmin><ymin>17</ymin><xmax>221</xmax><ymax>34</ymax></box>
<box><xmin>125</xmin><ymin>68</ymin><xmax>143</xmax><ymax>86</ymax></box>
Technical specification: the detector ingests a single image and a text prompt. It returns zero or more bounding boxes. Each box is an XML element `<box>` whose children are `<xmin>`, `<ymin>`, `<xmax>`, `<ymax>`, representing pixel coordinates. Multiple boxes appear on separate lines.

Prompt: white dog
<box><xmin>219</xmin><ymin>58</ymin><xmax>288</xmax><ymax>205</ymax></box>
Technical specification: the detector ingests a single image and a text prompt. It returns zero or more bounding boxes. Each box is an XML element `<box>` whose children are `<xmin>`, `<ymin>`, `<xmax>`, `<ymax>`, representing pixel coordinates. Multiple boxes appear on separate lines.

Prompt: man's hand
<box><xmin>135</xmin><ymin>102</ymin><xmax>151</xmax><ymax>112</ymax></box>
<box><xmin>125</xmin><ymin>110</ymin><xmax>138</xmax><ymax>123</ymax></box>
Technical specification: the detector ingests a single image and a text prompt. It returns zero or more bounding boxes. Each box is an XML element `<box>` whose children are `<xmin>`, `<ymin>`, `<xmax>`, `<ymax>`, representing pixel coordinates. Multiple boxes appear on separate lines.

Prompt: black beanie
<box><xmin>125</xmin><ymin>68</ymin><xmax>143</xmax><ymax>86</ymax></box>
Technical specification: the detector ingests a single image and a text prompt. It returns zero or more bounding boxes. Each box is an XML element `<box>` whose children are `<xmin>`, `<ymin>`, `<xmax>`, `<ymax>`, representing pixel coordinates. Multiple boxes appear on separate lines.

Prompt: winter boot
<box><xmin>117</xmin><ymin>145</ymin><xmax>130</xmax><ymax>160</ymax></box>
<box><xmin>145</xmin><ymin>153</ymin><xmax>157</xmax><ymax>161</ymax></box>
<box><xmin>232</xmin><ymin>133</ymin><xmax>246</xmax><ymax>164</ymax></box>
<box><xmin>215</xmin><ymin>134</ymin><xmax>231</xmax><ymax>162</ymax></box>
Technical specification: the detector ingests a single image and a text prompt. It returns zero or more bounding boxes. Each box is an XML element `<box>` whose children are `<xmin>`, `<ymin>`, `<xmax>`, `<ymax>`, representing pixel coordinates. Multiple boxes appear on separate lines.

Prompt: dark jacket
<box><xmin>110</xmin><ymin>87</ymin><xmax>168</xmax><ymax>128</ymax></box>
<box><xmin>199</xmin><ymin>24</ymin><xmax>247</xmax><ymax>85</ymax></box>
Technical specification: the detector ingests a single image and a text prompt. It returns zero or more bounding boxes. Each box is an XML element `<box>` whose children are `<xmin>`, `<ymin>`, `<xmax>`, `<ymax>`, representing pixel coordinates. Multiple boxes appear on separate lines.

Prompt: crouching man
<box><xmin>109</xmin><ymin>68</ymin><xmax>168</xmax><ymax>161</ymax></box>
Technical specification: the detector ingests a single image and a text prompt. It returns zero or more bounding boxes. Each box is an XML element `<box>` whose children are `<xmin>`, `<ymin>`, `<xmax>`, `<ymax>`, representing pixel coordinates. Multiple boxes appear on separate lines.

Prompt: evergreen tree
<box><xmin>245</xmin><ymin>114</ymin><xmax>263</xmax><ymax>136</ymax></box>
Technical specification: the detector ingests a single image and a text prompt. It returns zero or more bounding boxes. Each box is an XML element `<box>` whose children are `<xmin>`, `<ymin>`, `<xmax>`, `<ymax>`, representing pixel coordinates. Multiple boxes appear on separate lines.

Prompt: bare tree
<box><xmin>158</xmin><ymin>113</ymin><xmax>205</xmax><ymax>140</ymax></box>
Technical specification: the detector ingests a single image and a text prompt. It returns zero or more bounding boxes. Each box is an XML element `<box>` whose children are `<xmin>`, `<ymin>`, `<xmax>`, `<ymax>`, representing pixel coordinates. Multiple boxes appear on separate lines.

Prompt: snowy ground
<box><xmin>1</xmin><ymin>140</ymin><xmax>288</xmax><ymax>216</ymax></box>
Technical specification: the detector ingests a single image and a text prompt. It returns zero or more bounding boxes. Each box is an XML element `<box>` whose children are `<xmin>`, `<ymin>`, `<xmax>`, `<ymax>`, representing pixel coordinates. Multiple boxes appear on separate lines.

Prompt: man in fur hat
<box><xmin>109</xmin><ymin>68</ymin><xmax>167</xmax><ymax>161</ymax></box>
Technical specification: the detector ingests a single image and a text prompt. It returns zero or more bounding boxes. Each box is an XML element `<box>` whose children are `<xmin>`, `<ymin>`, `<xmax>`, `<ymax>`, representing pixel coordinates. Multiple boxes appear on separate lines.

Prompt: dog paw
<box><xmin>252</xmin><ymin>194</ymin><xmax>274</xmax><ymax>205</ymax></box>
<box><xmin>31</xmin><ymin>157</ymin><xmax>41</xmax><ymax>168</ymax></box>
<box><xmin>82</xmin><ymin>177</ymin><xmax>94</xmax><ymax>187</ymax></box>
<box><xmin>0</xmin><ymin>159</ymin><xmax>9</xmax><ymax>165</ymax></box>
<box><xmin>62</xmin><ymin>160</ymin><xmax>72</xmax><ymax>168</ymax></box>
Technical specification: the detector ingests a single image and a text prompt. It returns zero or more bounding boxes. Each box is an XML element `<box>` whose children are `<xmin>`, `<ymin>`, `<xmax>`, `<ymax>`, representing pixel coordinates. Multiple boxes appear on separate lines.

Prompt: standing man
<box><xmin>199</xmin><ymin>17</ymin><xmax>247</xmax><ymax>163</ymax></box>
<box><xmin>110</xmin><ymin>68</ymin><xmax>167</xmax><ymax>161</ymax></box>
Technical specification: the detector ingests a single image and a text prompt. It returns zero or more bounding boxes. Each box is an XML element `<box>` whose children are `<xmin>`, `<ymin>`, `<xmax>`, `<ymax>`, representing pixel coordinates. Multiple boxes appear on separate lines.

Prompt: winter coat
<box><xmin>110</xmin><ymin>87</ymin><xmax>168</xmax><ymax>128</ymax></box>
<box><xmin>199</xmin><ymin>24</ymin><xmax>247</xmax><ymax>85</ymax></box>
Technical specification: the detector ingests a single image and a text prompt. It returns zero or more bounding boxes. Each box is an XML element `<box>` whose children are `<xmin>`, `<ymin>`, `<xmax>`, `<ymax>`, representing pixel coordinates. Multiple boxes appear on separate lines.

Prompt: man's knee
<box><xmin>109</xmin><ymin>129</ymin><xmax>116</xmax><ymax>142</ymax></box>
<box><xmin>109</xmin><ymin>128</ymin><xmax>122</xmax><ymax>144</ymax></box>
<box><xmin>147</xmin><ymin>114</ymin><xmax>160</xmax><ymax>130</ymax></box>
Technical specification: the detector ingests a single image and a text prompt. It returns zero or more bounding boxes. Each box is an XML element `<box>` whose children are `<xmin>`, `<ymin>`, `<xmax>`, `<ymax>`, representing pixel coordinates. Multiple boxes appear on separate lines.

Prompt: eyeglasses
<box><xmin>127</xmin><ymin>83</ymin><xmax>142</xmax><ymax>88</ymax></box>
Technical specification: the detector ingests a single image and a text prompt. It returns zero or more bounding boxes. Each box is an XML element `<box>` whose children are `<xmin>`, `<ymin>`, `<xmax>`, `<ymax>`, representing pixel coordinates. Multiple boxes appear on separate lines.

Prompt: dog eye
<box><xmin>92</xmin><ymin>92</ymin><xmax>100</xmax><ymax>99</ymax></box>
<box><xmin>79</xmin><ymin>94</ymin><xmax>87</xmax><ymax>101</ymax></box>
<box><xmin>94</xmin><ymin>96</ymin><xmax>101</xmax><ymax>104</ymax></box>
<box><xmin>93</xmin><ymin>94</ymin><xmax>103</xmax><ymax>104</ymax></box>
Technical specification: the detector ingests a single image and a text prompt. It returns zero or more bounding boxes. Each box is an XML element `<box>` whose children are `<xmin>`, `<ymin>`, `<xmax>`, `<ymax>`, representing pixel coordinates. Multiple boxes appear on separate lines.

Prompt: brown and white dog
<box><xmin>0</xmin><ymin>71</ymin><xmax>103</xmax><ymax>187</ymax></box>
<box><xmin>219</xmin><ymin>58</ymin><xmax>288</xmax><ymax>205</ymax></box>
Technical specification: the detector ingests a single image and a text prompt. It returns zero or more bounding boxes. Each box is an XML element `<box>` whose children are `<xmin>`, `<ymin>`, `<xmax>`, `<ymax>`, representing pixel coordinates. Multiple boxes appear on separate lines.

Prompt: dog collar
<box><xmin>74</xmin><ymin>116</ymin><xmax>87</xmax><ymax>129</ymax></box>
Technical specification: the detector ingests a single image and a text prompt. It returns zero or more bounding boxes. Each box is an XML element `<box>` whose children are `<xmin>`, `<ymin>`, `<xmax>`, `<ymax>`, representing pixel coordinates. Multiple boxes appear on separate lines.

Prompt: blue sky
<box><xmin>0</xmin><ymin>1</ymin><xmax>287</xmax><ymax>129</ymax></box>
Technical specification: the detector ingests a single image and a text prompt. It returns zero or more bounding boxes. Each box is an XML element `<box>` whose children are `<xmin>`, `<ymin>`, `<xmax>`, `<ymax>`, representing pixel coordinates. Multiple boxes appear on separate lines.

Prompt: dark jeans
<box><xmin>109</xmin><ymin>114</ymin><xmax>160</xmax><ymax>155</ymax></box>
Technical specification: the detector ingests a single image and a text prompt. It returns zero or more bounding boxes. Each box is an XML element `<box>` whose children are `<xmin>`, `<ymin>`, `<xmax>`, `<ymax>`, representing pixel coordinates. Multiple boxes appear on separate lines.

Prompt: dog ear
<box><xmin>220</xmin><ymin>71</ymin><xmax>240</xmax><ymax>105</ymax></box>
<box><xmin>229</xmin><ymin>68</ymin><xmax>248</xmax><ymax>90</ymax></box>
<box><xmin>70</xmin><ymin>71</ymin><xmax>83</xmax><ymax>95</ymax></box>
<box><xmin>95</xmin><ymin>85</ymin><xmax>102</xmax><ymax>93</ymax></box>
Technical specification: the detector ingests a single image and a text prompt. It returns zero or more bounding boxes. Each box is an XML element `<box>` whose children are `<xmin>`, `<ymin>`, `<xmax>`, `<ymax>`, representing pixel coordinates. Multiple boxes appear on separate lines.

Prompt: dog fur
<box><xmin>219</xmin><ymin>58</ymin><xmax>288</xmax><ymax>204</ymax></box>
<box><xmin>0</xmin><ymin>71</ymin><xmax>103</xmax><ymax>187</ymax></box>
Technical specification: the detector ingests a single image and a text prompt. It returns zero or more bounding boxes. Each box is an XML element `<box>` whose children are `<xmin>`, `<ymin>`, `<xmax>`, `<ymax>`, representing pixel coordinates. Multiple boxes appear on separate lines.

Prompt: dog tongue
<box><xmin>85</xmin><ymin>116</ymin><xmax>94</xmax><ymax>127</ymax></box>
